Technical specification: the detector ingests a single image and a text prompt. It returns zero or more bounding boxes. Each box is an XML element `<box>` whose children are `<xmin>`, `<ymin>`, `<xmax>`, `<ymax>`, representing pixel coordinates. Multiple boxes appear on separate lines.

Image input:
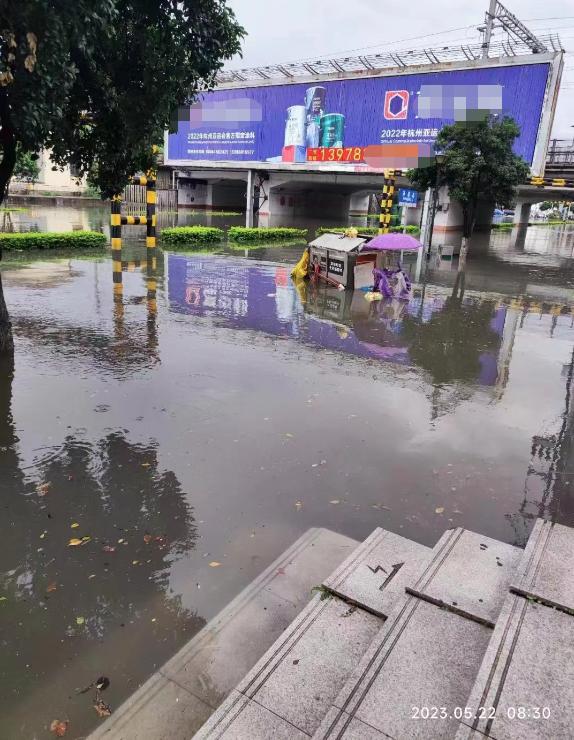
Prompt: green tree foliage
<box><xmin>0</xmin><ymin>0</ymin><xmax>244</xmax><ymax>354</ymax></box>
<box><xmin>408</xmin><ymin>116</ymin><xmax>529</xmax><ymax>251</ymax></box>
<box><xmin>538</xmin><ymin>201</ymin><xmax>554</xmax><ymax>211</ymax></box>
<box><xmin>12</xmin><ymin>146</ymin><xmax>39</xmax><ymax>183</ymax></box>
<box><xmin>0</xmin><ymin>0</ymin><xmax>244</xmax><ymax>201</ymax></box>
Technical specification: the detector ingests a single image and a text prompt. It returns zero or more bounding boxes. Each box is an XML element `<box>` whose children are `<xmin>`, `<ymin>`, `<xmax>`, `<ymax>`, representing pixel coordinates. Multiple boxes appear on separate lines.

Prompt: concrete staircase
<box><xmin>195</xmin><ymin>520</ymin><xmax>574</xmax><ymax>739</ymax></box>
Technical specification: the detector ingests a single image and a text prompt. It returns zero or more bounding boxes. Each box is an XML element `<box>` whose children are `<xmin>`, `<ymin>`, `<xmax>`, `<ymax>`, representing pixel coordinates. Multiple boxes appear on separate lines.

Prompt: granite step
<box><xmin>510</xmin><ymin>518</ymin><xmax>574</xmax><ymax>614</ymax></box>
<box><xmin>455</xmin><ymin>518</ymin><xmax>574</xmax><ymax>740</ymax></box>
<box><xmin>194</xmin><ymin>528</ymin><xmax>432</xmax><ymax>738</ymax></box>
<box><xmin>195</xmin><ymin>594</ymin><xmax>382</xmax><ymax>739</ymax></box>
<box><xmin>322</xmin><ymin>527</ymin><xmax>431</xmax><ymax>618</ymax></box>
<box><xmin>406</xmin><ymin>527</ymin><xmax>522</xmax><ymax>627</ymax></box>
<box><xmin>314</xmin><ymin>528</ymin><xmax>523</xmax><ymax>739</ymax></box>
<box><xmin>89</xmin><ymin>527</ymin><xmax>358</xmax><ymax>740</ymax></box>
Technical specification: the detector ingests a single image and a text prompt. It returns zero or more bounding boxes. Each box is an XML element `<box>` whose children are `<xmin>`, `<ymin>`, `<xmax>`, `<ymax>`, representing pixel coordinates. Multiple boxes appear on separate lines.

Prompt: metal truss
<box><xmin>216</xmin><ymin>34</ymin><xmax>562</xmax><ymax>85</ymax></box>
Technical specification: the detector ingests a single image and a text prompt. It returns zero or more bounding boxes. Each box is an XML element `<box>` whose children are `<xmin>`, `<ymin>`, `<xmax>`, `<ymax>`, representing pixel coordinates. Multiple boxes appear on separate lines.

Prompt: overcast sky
<box><xmin>226</xmin><ymin>0</ymin><xmax>574</xmax><ymax>139</ymax></box>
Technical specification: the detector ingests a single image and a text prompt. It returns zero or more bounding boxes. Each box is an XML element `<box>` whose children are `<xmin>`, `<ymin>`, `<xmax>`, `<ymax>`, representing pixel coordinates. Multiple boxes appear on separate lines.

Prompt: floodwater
<box><xmin>1</xmin><ymin>208</ymin><xmax>574</xmax><ymax>738</ymax></box>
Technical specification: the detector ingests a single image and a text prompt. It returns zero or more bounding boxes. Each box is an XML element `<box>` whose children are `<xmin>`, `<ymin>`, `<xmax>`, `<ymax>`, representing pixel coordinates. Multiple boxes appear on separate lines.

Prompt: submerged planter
<box><xmin>0</xmin><ymin>231</ymin><xmax>106</xmax><ymax>250</ymax></box>
<box><xmin>161</xmin><ymin>226</ymin><xmax>225</xmax><ymax>246</ymax></box>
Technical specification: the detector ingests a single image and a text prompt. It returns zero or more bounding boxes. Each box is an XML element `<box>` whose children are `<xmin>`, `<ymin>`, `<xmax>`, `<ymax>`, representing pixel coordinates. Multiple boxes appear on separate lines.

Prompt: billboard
<box><xmin>166</xmin><ymin>61</ymin><xmax>552</xmax><ymax>170</ymax></box>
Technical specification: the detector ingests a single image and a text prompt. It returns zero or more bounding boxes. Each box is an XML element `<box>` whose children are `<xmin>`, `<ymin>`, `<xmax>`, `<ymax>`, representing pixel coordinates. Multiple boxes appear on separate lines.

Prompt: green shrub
<box><xmin>0</xmin><ymin>230</ymin><xmax>106</xmax><ymax>250</ymax></box>
<box><xmin>161</xmin><ymin>226</ymin><xmax>224</xmax><ymax>245</ymax></box>
<box><xmin>227</xmin><ymin>227</ymin><xmax>307</xmax><ymax>243</ymax></box>
<box><xmin>315</xmin><ymin>225</ymin><xmax>420</xmax><ymax>237</ymax></box>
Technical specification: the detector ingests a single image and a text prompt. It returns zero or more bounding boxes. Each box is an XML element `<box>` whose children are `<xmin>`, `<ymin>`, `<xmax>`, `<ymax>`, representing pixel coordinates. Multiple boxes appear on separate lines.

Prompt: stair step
<box><xmin>455</xmin><ymin>592</ymin><xmax>574</xmax><ymax>739</ymax></box>
<box><xmin>406</xmin><ymin>528</ymin><xmax>522</xmax><ymax>627</ymax></box>
<box><xmin>194</xmin><ymin>593</ymin><xmax>382</xmax><ymax>738</ymax></box>
<box><xmin>315</xmin><ymin>595</ymin><xmax>492</xmax><ymax>739</ymax></box>
<box><xmin>322</xmin><ymin>527</ymin><xmax>431</xmax><ymax>618</ymax></box>
<box><xmin>510</xmin><ymin>518</ymin><xmax>574</xmax><ymax>613</ymax></box>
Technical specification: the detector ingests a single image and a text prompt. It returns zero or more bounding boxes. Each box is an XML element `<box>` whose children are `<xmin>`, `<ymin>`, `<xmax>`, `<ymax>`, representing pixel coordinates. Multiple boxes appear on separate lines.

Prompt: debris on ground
<box><xmin>93</xmin><ymin>698</ymin><xmax>112</xmax><ymax>718</ymax></box>
<box><xmin>50</xmin><ymin>719</ymin><xmax>69</xmax><ymax>737</ymax></box>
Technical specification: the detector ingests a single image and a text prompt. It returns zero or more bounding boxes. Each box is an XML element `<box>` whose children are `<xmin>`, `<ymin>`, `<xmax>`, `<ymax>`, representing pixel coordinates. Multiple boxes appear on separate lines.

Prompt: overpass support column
<box><xmin>513</xmin><ymin>201</ymin><xmax>532</xmax><ymax>226</ymax></box>
<box><xmin>245</xmin><ymin>169</ymin><xmax>254</xmax><ymax>227</ymax></box>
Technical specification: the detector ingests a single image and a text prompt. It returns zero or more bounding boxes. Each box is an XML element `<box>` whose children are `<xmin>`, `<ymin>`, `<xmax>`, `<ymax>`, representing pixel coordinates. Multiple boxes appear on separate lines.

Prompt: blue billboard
<box><xmin>167</xmin><ymin>62</ymin><xmax>550</xmax><ymax>167</ymax></box>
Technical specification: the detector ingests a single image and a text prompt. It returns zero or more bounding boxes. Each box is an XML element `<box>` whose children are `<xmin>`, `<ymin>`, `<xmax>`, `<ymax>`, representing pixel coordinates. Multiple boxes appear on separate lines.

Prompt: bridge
<box><xmin>165</xmin><ymin>4</ymin><xmax>568</xmax><ymax>241</ymax></box>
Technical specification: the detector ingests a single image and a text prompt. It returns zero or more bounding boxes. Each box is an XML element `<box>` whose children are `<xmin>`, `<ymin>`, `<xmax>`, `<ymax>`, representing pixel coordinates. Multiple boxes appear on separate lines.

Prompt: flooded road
<box><xmin>0</xmin><ymin>217</ymin><xmax>573</xmax><ymax>737</ymax></box>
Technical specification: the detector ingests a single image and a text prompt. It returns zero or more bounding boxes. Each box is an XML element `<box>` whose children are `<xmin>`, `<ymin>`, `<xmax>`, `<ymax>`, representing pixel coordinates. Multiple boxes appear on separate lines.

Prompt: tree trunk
<box><xmin>0</xmin><ymin>273</ymin><xmax>14</xmax><ymax>355</ymax></box>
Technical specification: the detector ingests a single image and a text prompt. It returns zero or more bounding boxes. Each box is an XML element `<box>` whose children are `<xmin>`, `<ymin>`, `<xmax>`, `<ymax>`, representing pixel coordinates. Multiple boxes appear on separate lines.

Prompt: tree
<box><xmin>0</xmin><ymin>0</ymin><xmax>244</xmax><ymax>352</ymax></box>
<box><xmin>8</xmin><ymin>146</ymin><xmax>40</xmax><ymax>193</ymax></box>
<box><xmin>408</xmin><ymin>116</ymin><xmax>529</xmax><ymax>265</ymax></box>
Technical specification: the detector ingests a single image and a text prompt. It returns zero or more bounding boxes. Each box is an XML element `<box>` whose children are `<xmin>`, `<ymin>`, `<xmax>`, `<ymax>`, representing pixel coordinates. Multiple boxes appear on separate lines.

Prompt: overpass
<box><xmin>165</xmin><ymin>6</ymin><xmax>565</xmax><ymax>238</ymax></box>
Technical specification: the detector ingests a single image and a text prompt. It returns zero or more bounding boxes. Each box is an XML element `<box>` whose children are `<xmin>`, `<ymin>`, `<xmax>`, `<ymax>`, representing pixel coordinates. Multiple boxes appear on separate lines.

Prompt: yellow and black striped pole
<box><xmin>146</xmin><ymin>172</ymin><xmax>157</xmax><ymax>250</ymax></box>
<box><xmin>111</xmin><ymin>195</ymin><xmax>123</xmax><ymax>301</ymax></box>
<box><xmin>379</xmin><ymin>170</ymin><xmax>396</xmax><ymax>235</ymax></box>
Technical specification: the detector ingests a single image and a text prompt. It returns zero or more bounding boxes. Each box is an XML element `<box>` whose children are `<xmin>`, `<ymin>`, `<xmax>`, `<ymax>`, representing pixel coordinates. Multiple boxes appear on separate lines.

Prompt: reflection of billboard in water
<box><xmin>167</xmin><ymin>254</ymin><xmax>506</xmax><ymax>386</ymax></box>
<box><xmin>167</xmin><ymin>62</ymin><xmax>550</xmax><ymax>167</ymax></box>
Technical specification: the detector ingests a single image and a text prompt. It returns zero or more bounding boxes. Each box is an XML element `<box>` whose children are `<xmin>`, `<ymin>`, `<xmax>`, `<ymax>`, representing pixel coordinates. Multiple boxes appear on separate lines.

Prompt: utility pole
<box><xmin>482</xmin><ymin>0</ymin><xmax>497</xmax><ymax>58</ymax></box>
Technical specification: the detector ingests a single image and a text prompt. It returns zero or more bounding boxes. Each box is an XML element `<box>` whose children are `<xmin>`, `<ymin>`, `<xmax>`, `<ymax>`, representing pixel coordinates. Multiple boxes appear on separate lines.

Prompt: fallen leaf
<box><xmin>81</xmin><ymin>536</ymin><xmax>91</xmax><ymax>544</ymax></box>
<box><xmin>46</xmin><ymin>582</ymin><xmax>58</xmax><ymax>593</ymax></box>
<box><xmin>141</xmin><ymin>462</ymin><xmax>151</xmax><ymax>468</ymax></box>
<box><xmin>143</xmin><ymin>534</ymin><xmax>152</xmax><ymax>544</ymax></box>
<box><xmin>329</xmin><ymin>500</ymin><xmax>340</xmax><ymax>505</ymax></box>
<box><xmin>284</xmin><ymin>433</ymin><xmax>294</xmax><ymax>438</ymax></box>
<box><xmin>117</xmin><ymin>538</ymin><xmax>124</xmax><ymax>544</ymax></box>
<box><xmin>132</xmin><ymin>560</ymin><xmax>139</xmax><ymax>565</ymax></box>
<box><xmin>36</xmin><ymin>482</ymin><xmax>51</xmax><ymax>496</ymax></box>
<box><xmin>209</xmin><ymin>561</ymin><xmax>221</xmax><ymax>568</ymax></box>
<box><xmin>0</xmin><ymin>596</ymin><xmax>7</xmax><ymax>602</ymax></box>
<box><xmin>68</xmin><ymin>538</ymin><xmax>83</xmax><ymax>547</ymax></box>
<box><xmin>102</xmin><ymin>545</ymin><xmax>116</xmax><ymax>553</ymax></box>
<box><xmin>435</xmin><ymin>507</ymin><xmax>445</xmax><ymax>514</ymax></box>
<box><xmin>453</xmin><ymin>509</ymin><xmax>463</xmax><ymax>515</ymax></box>
<box><xmin>70</xmin><ymin>523</ymin><xmax>80</xmax><ymax>529</ymax></box>
<box><xmin>76</xmin><ymin>616</ymin><xmax>85</xmax><ymax>625</ymax></box>
<box><xmin>50</xmin><ymin>719</ymin><xmax>69</xmax><ymax>737</ymax></box>
<box><xmin>93</xmin><ymin>699</ymin><xmax>112</xmax><ymax>718</ymax></box>
<box><xmin>295</xmin><ymin>500</ymin><xmax>303</xmax><ymax>510</ymax></box>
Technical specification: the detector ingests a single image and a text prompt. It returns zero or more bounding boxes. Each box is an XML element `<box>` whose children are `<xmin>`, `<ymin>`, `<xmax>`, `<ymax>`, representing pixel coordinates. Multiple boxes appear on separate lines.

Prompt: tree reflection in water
<box><xmin>0</xmin><ymin>363</ymin><xmax>203</xmax><ymax>737</ymax></box>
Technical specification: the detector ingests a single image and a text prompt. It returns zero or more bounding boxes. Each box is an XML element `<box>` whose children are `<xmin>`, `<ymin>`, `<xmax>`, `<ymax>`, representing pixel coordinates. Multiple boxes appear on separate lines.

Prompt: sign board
<box><xmin>398</xmin><ymin>188</ymin><xmax>418</xmax><ymax>207</ymax></box>
<box><xmin>327</xmin><ymin>257</ymin><xmax>345</xmax><ymax>276</ymax></box>
<box><xmin>166</xmin><ymin>58</ymin><xmax>557</xmax><ymax>173</ymax></box>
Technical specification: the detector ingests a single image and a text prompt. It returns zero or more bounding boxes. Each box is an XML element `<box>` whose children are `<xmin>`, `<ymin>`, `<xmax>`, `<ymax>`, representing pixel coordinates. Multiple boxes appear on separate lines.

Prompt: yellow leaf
<box><xmin>68</xmin><ymin>538</ymin><xmax>83</xmax><ymax>547</ymax></box>
<box><xmin>209</xmin><ymin>561</ymin><xmax>221</xmax><ymax>568</ymax></box>
<box><xmin>76</xmin><ymin>616</ymin><xmax>85</xmax><ymax>625</ymax></box>
<box><xmin>435</xmin><ymin>507</ymin><xmax>445</xmax><ymax>514</ymax></box>
<box><xmin>329</xmin><ymin>500</ymin><xmax>340</xmax><ymax>505</ymax></box>
<box><xmin>70</xmin><ymin>523</ymin><xmax>80</xmax><ymax>529</ymax></box>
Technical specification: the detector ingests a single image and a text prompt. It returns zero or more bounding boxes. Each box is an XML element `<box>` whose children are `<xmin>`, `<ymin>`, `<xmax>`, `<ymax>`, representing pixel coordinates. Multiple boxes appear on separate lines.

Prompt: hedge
<box><xmin>161</xmin><ymin>226</ymin><xmax>224</xmax><ymax>245</ymax></box>
<box><xmin>227</xmin><ymin>227</ymin><xmax>307</xmax><ymax>243</ymax></box>
<box><xmin>0</xmin><ymin>230</ymin><xmax>106</xmax><ymax>250</ymax></box>
<box><xmin>315</xmin><ymin>225</ymin><xmax>420</xmax><ymax>237</ymax></box>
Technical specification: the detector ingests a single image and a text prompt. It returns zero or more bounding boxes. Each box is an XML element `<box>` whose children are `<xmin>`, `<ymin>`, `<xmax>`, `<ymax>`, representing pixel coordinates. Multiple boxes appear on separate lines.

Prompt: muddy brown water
<box><xmin>1</xmin><ymin>208</ymin><xmax>573</xmax><ymax>737</ymax></box>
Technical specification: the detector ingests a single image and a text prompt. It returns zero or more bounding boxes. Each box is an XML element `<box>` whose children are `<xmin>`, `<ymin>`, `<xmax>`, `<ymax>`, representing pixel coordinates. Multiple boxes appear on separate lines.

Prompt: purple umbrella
<box><xmin>366</xmin><ymin>233</ymin><xmax>423</xmax><ymax>251</ymax></box>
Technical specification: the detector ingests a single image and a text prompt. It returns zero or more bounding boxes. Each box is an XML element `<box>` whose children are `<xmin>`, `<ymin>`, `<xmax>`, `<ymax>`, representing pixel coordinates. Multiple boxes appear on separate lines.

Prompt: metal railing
<box><xmin>216</xmin><ymin>34</ymin><xmax>562</xmax><ymax>85</ymax></box>
<box><xmin>546</xmin><ymin>140</ymin><xmax>574</xmax><ymax>166</ymax></box>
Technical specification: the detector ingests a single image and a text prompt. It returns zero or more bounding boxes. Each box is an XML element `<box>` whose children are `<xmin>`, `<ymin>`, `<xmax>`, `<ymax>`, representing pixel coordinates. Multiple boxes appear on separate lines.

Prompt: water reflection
<box><xmin>0</xmin><ymin>305</ymin><xmax>202</xmax><ymax>738</ymax></box>
<box><xmin>167</xmin><ymin>254</ymin><xmax>515</xmax><ymax>393</ymax></box>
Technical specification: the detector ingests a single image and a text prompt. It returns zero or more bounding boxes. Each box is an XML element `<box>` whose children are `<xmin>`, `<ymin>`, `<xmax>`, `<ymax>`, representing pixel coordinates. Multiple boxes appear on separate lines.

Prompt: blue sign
<box><xmin>398</xmin><ymin>188</ymin><xmax>418</xmax><ymax>207</ymax></box>
<box><xmin>167</xmin><ymin>62</ymin><xmax>551</xmax><ymax>167</ymax></box>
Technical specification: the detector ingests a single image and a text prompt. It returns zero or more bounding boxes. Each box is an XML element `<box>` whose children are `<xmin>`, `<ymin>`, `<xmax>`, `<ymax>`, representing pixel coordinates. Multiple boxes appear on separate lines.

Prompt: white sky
<box><xmin>226</xmin><ymin>0</ymin><xmax>574</xmax><ymax>139</ymax></box>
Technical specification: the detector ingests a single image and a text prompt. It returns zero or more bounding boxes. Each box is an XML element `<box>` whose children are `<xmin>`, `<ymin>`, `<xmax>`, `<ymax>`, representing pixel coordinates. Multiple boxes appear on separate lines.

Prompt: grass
<box><xmin>160</xmin><ymin>226</ymin><xmax>225</xmax><ymax>245</ymax></box>
<box><xmin>0</xmin><ymin>230</ymin><xmax>106</xmax><ymax>250</ymax></box>
<box><xmin>227</xmin><ymin>227</ymin><xmax>308</xmax><ymax>243</ymax></box>
<box><xmin>0</xmin><ymin>207</ymin><xmax>28</xmax><ymax>213</ymax></box>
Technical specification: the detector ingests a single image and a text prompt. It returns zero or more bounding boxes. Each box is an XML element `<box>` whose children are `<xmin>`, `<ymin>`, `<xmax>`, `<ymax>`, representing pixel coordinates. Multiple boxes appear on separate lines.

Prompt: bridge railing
<box><xmin>546</xmin><ymin>139</ymin><xmax>574</xmax><ymax>166</ymax></box>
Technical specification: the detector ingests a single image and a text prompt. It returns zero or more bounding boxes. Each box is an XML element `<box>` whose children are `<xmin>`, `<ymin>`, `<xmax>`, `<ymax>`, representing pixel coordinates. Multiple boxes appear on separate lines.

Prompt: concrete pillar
<box><xmin>513</xmin><ymin>201</ymin><xmax>532</xmax><ymax>226</ymax></box>
<box><xmin>245</xmin><ymin>169</ymin><xmax>254</xmax><ymax>227</ymax></box>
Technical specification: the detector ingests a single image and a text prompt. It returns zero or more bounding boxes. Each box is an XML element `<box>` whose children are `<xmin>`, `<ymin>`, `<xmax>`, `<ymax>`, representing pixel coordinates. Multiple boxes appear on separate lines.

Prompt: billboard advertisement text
<box><xmin>167</xmin><ymin>62</ymin><xmax>550</xmax><ymax>169</ymax></box>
